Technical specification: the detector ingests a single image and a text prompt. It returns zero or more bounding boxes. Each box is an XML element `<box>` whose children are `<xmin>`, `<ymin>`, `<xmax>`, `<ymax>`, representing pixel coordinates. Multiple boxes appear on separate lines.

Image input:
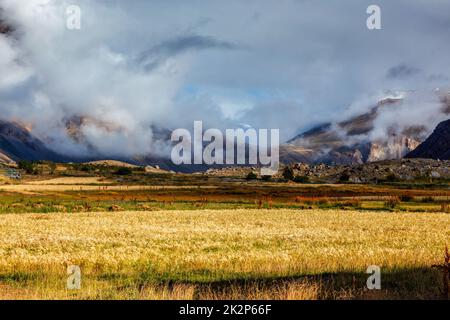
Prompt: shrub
<box><xmin>18</xmin><ymin>160</ymin><xmax>35</xmax><ymax>174</ymax></box>
<box><xmin>339</xmin><ymin>172</ymin><xmax>350</xmax><ymax>183</ymax></box>
<box><xmin>246</xmin><ymin>172</ymin><xmax>258</xmax><ymax>180</ymax></box>
<box><xmin>256</xmin><ymin>199</ymin><xmax>263</xmax><ymax>209</ymax></box>
<box><xmin>400</xmin><ymin>195</ymin><xmax>415</xmax><ymax>202</ymax></box>
<box><xmin>385</xmin><ymin>173</ymin><xmax>398</xmax><ymax>182</ymax></box>
<box><xmin>108</xmin><ymin>205</ymin><xmax>123</xmax><ymax>212</ymax></box>
<box><xmin>115</xmin><ymin>167</ymin><xmax>133</xmax><ymax>175</ymax></box>
<box><xmin>317</xmin><ymin>198</ymin><xmax>331</xmax><ymax>206</ymax></box>
<box><xmin>49</xmin><ymin>162</ymin><xmax>57</xmax><ymax>175</ymax></box>
<box><xmin>293</xmin><ymin>175</ymin><xmax>309</xmax><ymax>183</ymax></box>
<box><xmin>421</xmin><ymin>196</ymin><xmax>435</xmax><ymax>203</ymax></box>
<box><xmin>384</xmin><ymin>196</ymin><xmax>400</xmax><ymax>209</ymax></box>
<box><xmin>80</xmin><ymin>165</ymin><xmax>92</xmax><ymax>172</ymax></box>
<box><xmin>282</xmin><ymin>166</ymin><xmax>294</xmax><ymax>181</ymax></box>
<box><xmin>341</xmin><ymin>199</ymin><xmax>362</xmax><ymax>209</ymax></box>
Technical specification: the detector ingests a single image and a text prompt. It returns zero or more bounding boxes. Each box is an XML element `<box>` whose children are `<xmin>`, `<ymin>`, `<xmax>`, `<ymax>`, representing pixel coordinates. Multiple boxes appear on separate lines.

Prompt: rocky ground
<box><xmin>291</xmin><ymin>159</ymin><xmax>450</xmax><ymax>183</ymax></box>
<box><xmin>2</xmin><ymin>158</ymin><xmax>449</xmax><ymax>184</ymax></box>
<box><xmin>205</xmin><ymin>159</ymin><xmax>450</xmax><ymax>183</ymax></box>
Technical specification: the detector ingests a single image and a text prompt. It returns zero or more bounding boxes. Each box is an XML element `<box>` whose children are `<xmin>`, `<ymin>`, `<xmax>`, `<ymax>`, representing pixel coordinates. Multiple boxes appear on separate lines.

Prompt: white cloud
<box><xmin>0</xmin><ymin>36</ymin><xmax>32</xmax><ymax>89</ymax></box>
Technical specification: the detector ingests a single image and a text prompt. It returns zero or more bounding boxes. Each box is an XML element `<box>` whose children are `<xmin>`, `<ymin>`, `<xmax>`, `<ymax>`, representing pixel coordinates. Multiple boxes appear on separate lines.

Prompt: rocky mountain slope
<box><xmin>406</xmin><ymin>119</ymin><xmax>450</xmax><ymax>160</ymax></box>
<box><xmin>282</xmin><ymin>97</ymin><xmax>426</xmax><ymax>165</ymax></box>
<box><xmin>0</xmin><ymin>120</ymin><xmax>67</xmax><ymax>163</ymax></box>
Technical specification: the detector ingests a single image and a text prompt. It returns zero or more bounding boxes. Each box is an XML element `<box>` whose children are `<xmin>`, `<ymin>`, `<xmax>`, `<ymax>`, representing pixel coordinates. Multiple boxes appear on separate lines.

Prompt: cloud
<box><xmin>386</xmin><ymin>64</ymin><xmax>421</xmax><ymax>79</ymax></box>
<box><xmin>0</xmin><ymin>37</ymin><xmax>32</xmax><ymax>89</ymax></box>
<box><xmin>136</xmin><ymin>34</ymin><xmax>239</xmax><ymax>72</ymax></box>
<box><xmin>153</xmin><ymin>35</ymin><xmax>238</xmax><ymax>55</ymax></box>
<box><xmin>0</xmin><ymin>0</ymin><xmax>449</xmax><ymax>159</ymax></box>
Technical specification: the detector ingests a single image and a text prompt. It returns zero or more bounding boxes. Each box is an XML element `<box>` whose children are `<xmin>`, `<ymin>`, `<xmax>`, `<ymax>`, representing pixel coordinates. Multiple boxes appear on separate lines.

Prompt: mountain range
<box><xmin>0</xmin><ymin>94</ymin><xmax>449</xmax><ymax>169</ymax></box>
<box><xmin>280</xmin><ymin>97</ymin><xmax>426</xmax><ymax>165</ymax></box>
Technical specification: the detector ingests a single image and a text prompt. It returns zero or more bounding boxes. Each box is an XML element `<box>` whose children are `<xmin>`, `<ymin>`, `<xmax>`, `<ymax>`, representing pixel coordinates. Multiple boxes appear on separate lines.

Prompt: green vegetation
<box><xmin>115</xmin><ymin>167</ymin><xmax>133</xmax><ymax>175</ymax></box>
<box><xmin>246</xmin><ymin>172</ymin><xmax>258</xmax><ymax>180</ymax></box>
<box><xmin>339</xmin><ymin>171</ymin><xmax>350</xmax><ymax>183</ymax></box>
<box><xmin>293</xmin><ymin>175</ymin><xmax>309</xmax><ymax>183</ymax></box>
<box><xmin>17</xmin><ymin>160</ymin><xmax>36</xmax><ymax>174</ymax></box>
<box><xmin>384</xmin><ymin>196</ymin><xmax>401</xmax><ymax>210</ymax></box>
<box><xmin>282</xmin><ymin>166</ymin><xmax>295</xmax><ymax>181</ymax></box>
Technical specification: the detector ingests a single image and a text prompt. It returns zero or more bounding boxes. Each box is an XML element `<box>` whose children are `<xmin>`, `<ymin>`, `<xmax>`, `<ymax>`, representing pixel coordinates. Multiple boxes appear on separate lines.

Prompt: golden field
<box><xmin>0</xmin><ymin>209</ymin><xmax>448</xmax><ymax>300</ymax></box>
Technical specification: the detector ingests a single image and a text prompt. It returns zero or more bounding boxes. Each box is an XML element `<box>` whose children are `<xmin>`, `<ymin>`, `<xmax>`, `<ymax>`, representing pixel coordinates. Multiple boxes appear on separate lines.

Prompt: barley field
<box><xmin>0</xmin><ymin>209</ymin><xmax>448</xmax><ymax>300</ymax></box>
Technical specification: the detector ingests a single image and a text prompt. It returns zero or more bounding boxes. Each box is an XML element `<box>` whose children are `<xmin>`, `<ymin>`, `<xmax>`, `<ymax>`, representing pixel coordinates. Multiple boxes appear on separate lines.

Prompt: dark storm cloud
<box><xmin>156</xmin><ymin>35</ymin><xmax>238</xmax><ymax>54</ymax></box>
<box><xmin>429</xmin><ymin>74</ymin><xmax>449</xmax><ymax>82</ymax></box>
<box><xmin>386</xmin><ymin>64</ymin><xmax>421</xmax><ymax>79</ymax></box>
<box><xmin>136</xmin><ymin>34</ymin><xmax>238</xmax><ymax>72</ymax></box>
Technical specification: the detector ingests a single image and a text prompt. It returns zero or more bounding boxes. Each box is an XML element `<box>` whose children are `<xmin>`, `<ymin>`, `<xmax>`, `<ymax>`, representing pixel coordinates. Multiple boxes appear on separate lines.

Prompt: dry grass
<box><xmin>0</xmin><ymin>184</ymin><xmax>218</xmax><ymax>193</ymax></box>
<box><xmin>85</xmin><ymin>160</ymin><xmax>139</xmax><ymax>168</ymax></box>
<box><xmin>26</xmin><ymin>177</ymin><xmax>112</xmax><ymax>185</ymax></box>
<box><xmin>0</xmin><ymin>209</ymin><xmax>448</xmax><ymax>300</ymax></box>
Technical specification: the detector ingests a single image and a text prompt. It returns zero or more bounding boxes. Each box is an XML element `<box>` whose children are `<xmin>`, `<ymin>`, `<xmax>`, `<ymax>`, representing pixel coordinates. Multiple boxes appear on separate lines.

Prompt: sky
<box><xmin>0</xmin><ymin>0</ymin><xmax>449</xmax><ymax>157</ymax></box>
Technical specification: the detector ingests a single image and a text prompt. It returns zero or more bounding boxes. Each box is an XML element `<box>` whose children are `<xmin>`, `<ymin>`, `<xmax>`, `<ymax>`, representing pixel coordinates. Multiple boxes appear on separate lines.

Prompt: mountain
<box><xmin>282</xmin><ymin>97</ymin><xmax>427</xmax><ymax>165</ymax></box>
<box><xmin>405</xmin><ymin>119</ymin><xmax>450</xmax><ymax>160</ymax></box>
<box><xmin>0</xmin><ymin>120</ymin><xmax>67</xmax><ymax>163</ymax></box>
<box><xmin>1</xmin><ymin>91</ymin><xmax>449</xmax><ymax>169</ymax></box>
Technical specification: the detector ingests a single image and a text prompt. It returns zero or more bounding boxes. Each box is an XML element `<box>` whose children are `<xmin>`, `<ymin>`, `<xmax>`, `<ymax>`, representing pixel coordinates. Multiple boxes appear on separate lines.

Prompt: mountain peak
<box><xmin>406</xmin><ymin>119</ymin><xmax>450</xmax><ymax>160</ymax></box>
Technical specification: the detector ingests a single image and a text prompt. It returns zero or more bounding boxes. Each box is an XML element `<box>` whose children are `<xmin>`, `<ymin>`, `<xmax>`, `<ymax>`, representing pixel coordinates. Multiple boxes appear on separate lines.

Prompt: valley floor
<box><xmin>0</xmin><ymin>168</ymin><xmax>449</xmax><ymax>300</ymax></box>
